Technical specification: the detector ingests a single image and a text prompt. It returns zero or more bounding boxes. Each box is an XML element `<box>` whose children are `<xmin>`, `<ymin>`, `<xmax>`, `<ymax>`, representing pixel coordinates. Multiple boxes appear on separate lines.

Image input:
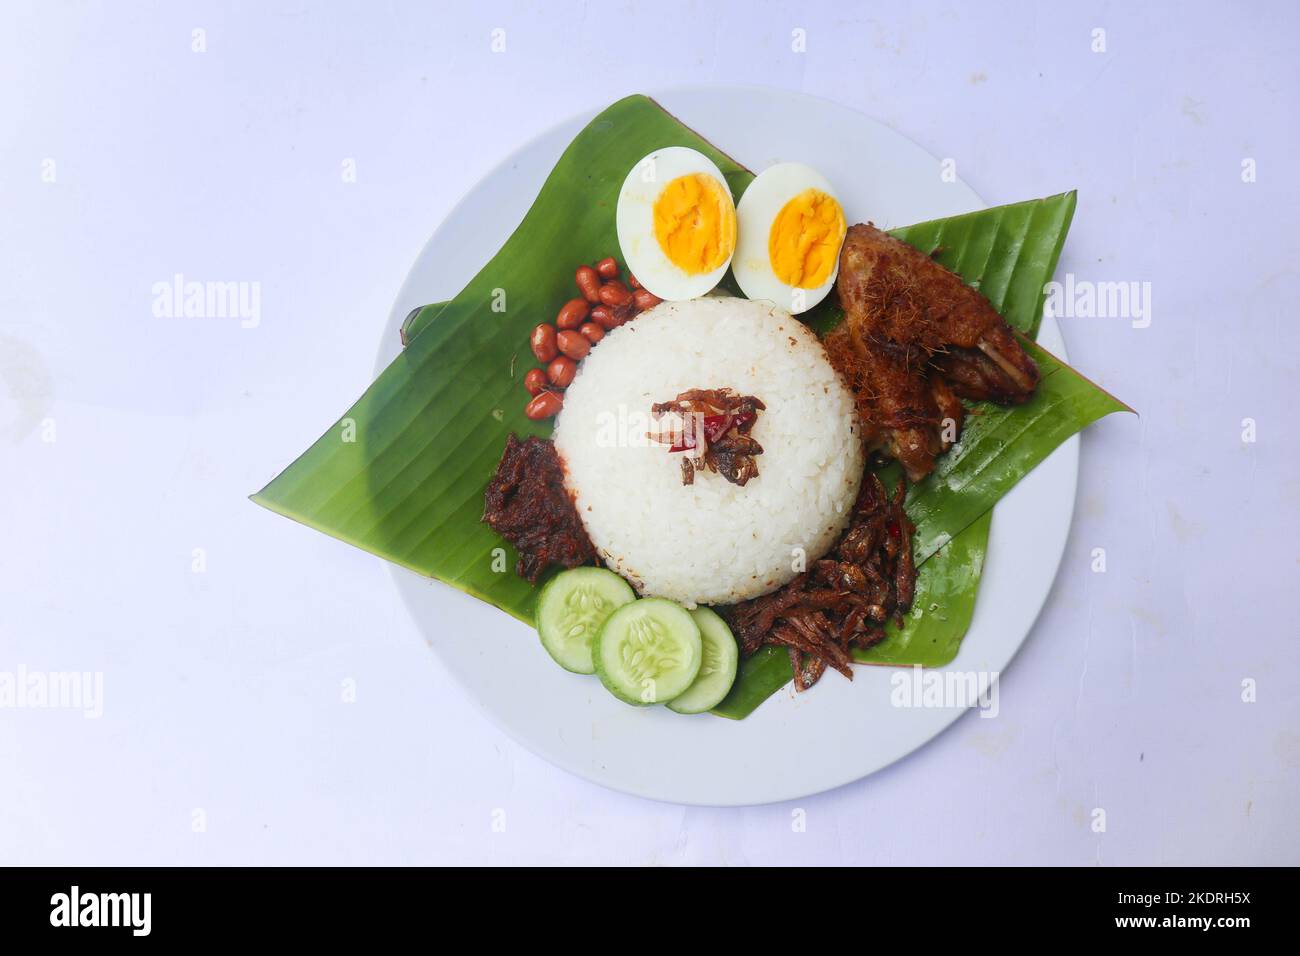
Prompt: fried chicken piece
<box><xmin>837</xmin><ymin>224</ymin><xmax>1039</xmax><ymax>393</ymax></box>
<box><xmin>930</xmin><ymin>323</ymin><xmax>1040</xmax><ymax>404</ymax></box>
<box><xmin>827</xmin><ymin>223</ymin><xmax>1040</xmax><ymax>480</ymax></box>
<box><xmin>824</xmin><ymin>329</ymin><xmax>956</xmax><ymax>482</ymax></box>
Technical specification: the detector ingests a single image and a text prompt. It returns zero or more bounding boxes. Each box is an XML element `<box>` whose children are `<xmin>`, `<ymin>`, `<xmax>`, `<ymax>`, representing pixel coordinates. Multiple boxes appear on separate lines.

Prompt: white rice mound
<box><xmin>552</xmin><ymin>296</ymin><xmax>863</xmax><ymax>606</ymax></box>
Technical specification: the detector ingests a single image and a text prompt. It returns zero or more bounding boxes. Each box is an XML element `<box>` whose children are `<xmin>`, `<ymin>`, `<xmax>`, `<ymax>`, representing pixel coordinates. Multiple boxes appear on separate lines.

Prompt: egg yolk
<box><xmin>653</xmin><ymin>173</ymin><xmax>736</xmax><ymax>275</ymax></box>
<box><xmin>768</xmin><ymin>189</ymin><xmax>847</xmax><ymax>288</ymax></box>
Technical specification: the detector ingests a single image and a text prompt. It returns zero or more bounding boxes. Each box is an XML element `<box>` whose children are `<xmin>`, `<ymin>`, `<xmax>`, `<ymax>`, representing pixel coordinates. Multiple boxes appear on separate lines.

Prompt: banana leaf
<box><xmin>253</xmin><ymin>95</ymin><xmax>1128</xmax><ymax>720</ymax></box>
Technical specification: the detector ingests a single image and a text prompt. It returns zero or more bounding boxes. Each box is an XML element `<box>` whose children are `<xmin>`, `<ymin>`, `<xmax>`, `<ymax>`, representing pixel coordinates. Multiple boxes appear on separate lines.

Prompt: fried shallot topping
<box><xmin>482</xmin><ymin>434</ymin><xmax>596</xmax><ymax>582</ymax></box>
<box><xmin>648</xmin><ymin>388</ymin><xmax>765</xmax><ymax>487</ymax></box>
<box><xmin>723</xmin><ymin>472</ymin><xmax>916</xmax><ymax>691</ymax></box>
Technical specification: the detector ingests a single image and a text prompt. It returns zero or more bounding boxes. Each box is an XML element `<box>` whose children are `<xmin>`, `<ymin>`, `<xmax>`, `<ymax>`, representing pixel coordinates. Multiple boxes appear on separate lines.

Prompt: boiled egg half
<box><xmin>732</xmin><ymin>163</ymin><xmax>847</xmax><ymax>314</ymax></box>
<box><xmin>616</xmin><ymin>147</ymin><xmax>737</xmax><ymax>301</ymax></box>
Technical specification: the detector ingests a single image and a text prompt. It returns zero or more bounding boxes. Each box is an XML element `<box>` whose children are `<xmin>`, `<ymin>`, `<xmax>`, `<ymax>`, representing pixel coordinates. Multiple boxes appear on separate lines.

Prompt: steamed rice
<box><xmin>552</xmin><ymin>297</ymin><xmax>863</xmax><ymax>606</ymax></box>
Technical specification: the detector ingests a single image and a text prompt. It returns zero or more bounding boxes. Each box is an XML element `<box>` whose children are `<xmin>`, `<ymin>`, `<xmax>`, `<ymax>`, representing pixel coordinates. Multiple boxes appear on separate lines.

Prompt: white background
<box><xmin>2</xmin><ymin>0</ymin><xmax>1297</xmax><ymax>864</ymax></box>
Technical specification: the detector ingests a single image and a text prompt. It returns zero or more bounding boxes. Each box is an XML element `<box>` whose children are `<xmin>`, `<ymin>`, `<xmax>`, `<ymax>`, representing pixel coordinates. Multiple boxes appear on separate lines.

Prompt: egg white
<box><xmin>615</xmin><ymin>147</ymin><xmax>736</xmax><ymax>301</ymax></box>
<box><xmin>732</xmin><ymin>162</ymin><xmax>845</xmax><ymax>314</ymax></box>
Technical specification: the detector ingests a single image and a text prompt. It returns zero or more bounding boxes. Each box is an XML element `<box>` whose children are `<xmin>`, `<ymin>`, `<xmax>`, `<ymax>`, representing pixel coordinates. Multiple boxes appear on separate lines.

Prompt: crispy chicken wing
<box><xmin>827</xmin><ymin>223</ymin><xmax>1040</xmax><ymax>479</ymax></box>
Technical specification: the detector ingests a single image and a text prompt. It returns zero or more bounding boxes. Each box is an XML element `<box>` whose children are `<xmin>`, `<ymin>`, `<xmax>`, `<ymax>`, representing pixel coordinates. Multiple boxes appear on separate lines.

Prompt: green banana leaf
<box><xmin>253</xmin><ymin>94</ymin><xmax>1128</xmax><ymax>720</ymax></box>
<box><xmin>904</xmin><ymin>340</ymin><xmax>1127</xmax><ymax>562</ymax></box>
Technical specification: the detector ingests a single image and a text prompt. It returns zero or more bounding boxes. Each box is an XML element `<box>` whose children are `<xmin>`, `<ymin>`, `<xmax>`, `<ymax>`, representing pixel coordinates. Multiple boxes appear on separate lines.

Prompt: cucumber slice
<box><xmin>667</xmin><ymin>608</ymin><xmax>740</xmax><ymax>714</ymax></box>
<box><xmin>593</xmin><ymin>599</ymin><xmax>702</xmax><ymax>705</ymax></box>
<box><xmin>535</xmin><ymin>567</ymin><xmax>636</xmax><ymax>674</ymax></box>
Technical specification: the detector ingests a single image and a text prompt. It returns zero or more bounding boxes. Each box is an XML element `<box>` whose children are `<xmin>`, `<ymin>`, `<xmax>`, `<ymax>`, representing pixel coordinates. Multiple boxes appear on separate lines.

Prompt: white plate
<box><xmin>377</xmin><ymin>87</ymin><xmax>1077</xmax><ymax>806</ymax></box>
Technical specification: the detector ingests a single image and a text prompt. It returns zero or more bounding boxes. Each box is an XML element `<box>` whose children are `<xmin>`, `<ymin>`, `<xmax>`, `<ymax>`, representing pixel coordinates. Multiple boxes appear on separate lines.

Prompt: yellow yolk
<box><xmin>652</xmin><ymin>173</ymin><xmax>736</xmax><ymax>275</ymax></box>
<box><xmin>767</xmin><ymin>189</ymin><xmax>847</xmax><ymax>288</ymax></box>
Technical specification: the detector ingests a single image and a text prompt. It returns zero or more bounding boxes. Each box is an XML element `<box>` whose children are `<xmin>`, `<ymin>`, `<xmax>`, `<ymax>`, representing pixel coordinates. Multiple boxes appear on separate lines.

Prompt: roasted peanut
<box><xmin>556</xmin><ymin>329</ymin><xmax>591</xmax><ymax>361</ymax></box>
<box><xmin>609</xmin><ymin>303</ymin><xmax>635</xmax><ymax>328</ymax></box>
<box><xmin>530</xmin><ymin>323</ymin><xmax>558</xmax><ymax>363</ymax></box>
<box><xmin>595</xmin><ymin>257</ymin><xmax>619</xmax><ymax>279</ymax></box>
<box><xmin>633</xmin><ymin>289</ymin><xmax>662</xmax><ymax>311</ymax></box>
<box><xmin>556</xmin><ymin>297</ymin><xmax>589</xmax><ymax>331</ymax></box>
<box><xmin>524</xmin><ymin>390</ymin><xmax>563</xmax><ymax>420</ymax></box>
<box><xmin>575</xmin><ymin>265</ymin><xmax>601</xmax><ymax>302</ymax></box>
<box><xmin>546</xmin><ymin>355</ymin><xmax>577</xmax><ymax>387</ymax></box>
<box><xmin>579</xmin><ymin>322</ymin><xmax>605</xmax><ymax>345</ymax></box>
<box><xmin>523</xmin><ymin>368</ymin><xmax>548</xmax><ymax>396</ymax></box>
<box><xmin>589</xmin><ymin>305</ymin><xmax>618</xmax><ymax>330</ymax></box>
<box><xmin>627</xmin><ymin>273</ymin><xmax>641</xmax><ymax>290</ymax></box>
<box><xmin>598</xmin><ymin>281</ymin><xmax>632</xmax><ymax>307</ymax></box>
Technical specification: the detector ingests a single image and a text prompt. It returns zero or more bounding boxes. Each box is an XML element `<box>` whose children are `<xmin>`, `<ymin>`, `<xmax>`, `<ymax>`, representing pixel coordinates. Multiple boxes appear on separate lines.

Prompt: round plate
<box><xmin>377</xmin><ymin>86</ymin><xmax>1077</xmax><ymax>806</ymax></box>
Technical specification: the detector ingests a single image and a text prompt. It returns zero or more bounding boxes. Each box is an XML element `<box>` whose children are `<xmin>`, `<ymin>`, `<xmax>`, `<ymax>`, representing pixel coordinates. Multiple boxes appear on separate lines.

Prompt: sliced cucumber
<box><xmin>593</xmin><ymin>599</ymin><xmax>701</xmax><ymax>705</ymax></box>
<box><xmin>535</xmin><ymin>567</ymin><xmax>636</xmax><ymax>674</ymax></box>
<box><xmin>667</xmin><ymin>608</ymin><xmax>740</xmax><ymax>714</ymax></box>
